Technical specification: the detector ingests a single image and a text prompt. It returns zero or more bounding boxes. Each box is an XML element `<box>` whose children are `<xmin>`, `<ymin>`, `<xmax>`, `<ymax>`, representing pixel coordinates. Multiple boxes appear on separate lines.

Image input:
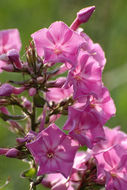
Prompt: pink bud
<box><xmin>70</xmin><ymin>6</ymin><xmax>95</xmax><ymax>31</ymax></box>
<box><xmin>13</xmin><ymin>86</ymin><xmax>25</xmax><ymax>95</ymax></box>
<box><xmin>0</xmin><ymin>148</ymin><xmax>9</xmax><ymax>155</ymax></box>
<box><xmin>28</xmin><ymin>88</ymin><xmax>37</xmax><ymax>96</ymax></box>
<box><xmin>0</xmin><ymin>107</ymin><xmax>9</xmax><ymax>114</ymax></box>
<box><xmin>5</xmin><ymin>148</ymin><xmax>20</xmax><ymax>158</ymax></box>
<box><xmin>0</xmin><ymin>83</ymin><xmax>14</xmax><ymax>96</ymax></box>
<box><xmin>7</xmin><ymin>49</ymin><xmax>22</xmax><ymax>69</ymax></box>
<box><xmin>21</xmin><ymin>97</ymin><xmax>32</xmax><ymax>111</ymax></box>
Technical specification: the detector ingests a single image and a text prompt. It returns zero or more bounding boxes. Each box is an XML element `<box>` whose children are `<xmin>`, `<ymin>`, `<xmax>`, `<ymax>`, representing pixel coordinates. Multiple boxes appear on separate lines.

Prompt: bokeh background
<box><xmin>0</xmin><ymin>0</ymin><xmax>127</xmax><ymax>189</ymax></box>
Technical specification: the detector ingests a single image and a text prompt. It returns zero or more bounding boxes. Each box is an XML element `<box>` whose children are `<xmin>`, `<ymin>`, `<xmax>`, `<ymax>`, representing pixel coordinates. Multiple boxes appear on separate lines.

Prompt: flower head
<box><xmin>27</xmin><ymin>124</ymin><xmax>79</xmax><ymax>178</ymax></box>
<box><xmin>31</xmin><ymin>21</ymin><xmax>85</xmax><ymax>66</ymax></box>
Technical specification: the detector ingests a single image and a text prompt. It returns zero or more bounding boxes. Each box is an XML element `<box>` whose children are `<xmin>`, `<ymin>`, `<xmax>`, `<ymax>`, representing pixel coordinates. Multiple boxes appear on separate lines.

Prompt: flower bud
<box><xmin>70</xmin><ymin>6</ymin><xmax>95</xmax><ymax>31</ymax></box>
<box><xmin>28</xmin><ymin>88</ymin><xmax>37</xmax><ymax>96</ymax></box>
<box><xmin>0</xmin><ymin>83</ymin><xmax>14</xmax><ymax>96</ymax></box>
<box><xmin>5</xmin><ymin>148</ymin><xmax>20</xmax><ymax>158</ymax></box>
<box><xmin>13</xmin><ymin>86</ymin><xmax>25</xmax><ymax>95</ymax></box>
<box><xmin>7</xmin><ymin>49</ymin><xmax>22</xmax><ymax>69</ymax></box>
<box><xmin>0</xmin><ymin>148</ymin><xmax>9</xmax><ymax>155</ymax></box>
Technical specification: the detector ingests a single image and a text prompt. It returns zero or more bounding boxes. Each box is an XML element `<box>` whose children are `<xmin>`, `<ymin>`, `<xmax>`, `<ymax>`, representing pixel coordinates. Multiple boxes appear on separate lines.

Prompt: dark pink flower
<box><xmin>42</xmin><ymin>151</ymin><xmax>91</xmax><ymax>190</ymax></box>
<box><xmin>27</xmin><ymin>124</ymin><xmax>79</xmax><ymax>178</ymax></box>
<box><xmin>31</xmin><ymin>21</ymin><xmax>85</xmax><ymax>66</ymax></box>
<box><xmin>63</xmin><ymin>105</ymin><xmax>105</xmax><ymax>149</ymax></box>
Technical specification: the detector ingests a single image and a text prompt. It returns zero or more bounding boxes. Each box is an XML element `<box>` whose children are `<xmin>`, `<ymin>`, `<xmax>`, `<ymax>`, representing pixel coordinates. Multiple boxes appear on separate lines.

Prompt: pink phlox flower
<box><xmin>95</xmin><ymin>144</ymin><xmax>127</xmax><ymax>190</ymax></box>
<box><xmin>31</xmin><ymin>21</ymin><xmax>85</xmax><ymax>66</ymax></box>
<box><xmin>64</xmin><ymin>51</ymin><xmax>102</xmax><ymax>99</ymax></box>
<box><xmin>92</xmin><ymin>126</ymin><xmax>127</xmax><ymax>154</ymax></box>
<box><xmin>26</xmin><ymin>124</ymin><xmax>79</xmax><ymax>178</ymax></box>
<box><xmin>42</xmin><ymin>151</ymin><xmax>90</xmax><ymax>190</ymax></box>
<box><xmin>85</xmin><ymin>87</ymin><xmax>116</xmax><ymax>126</ymax></box>
<box><xmin>79</xmin><ymin>32</ymin><xmax>106</xmax><ymax>70</ymax></box>
<box><xmin>63</xmin><ymin>103</ymin><xmax>105</xmax><ymax>149</ymax></box>
<box><xmin>0</xmin><ymin>29</ymin><xmax>21</xmax><ymax>72</ymax></box>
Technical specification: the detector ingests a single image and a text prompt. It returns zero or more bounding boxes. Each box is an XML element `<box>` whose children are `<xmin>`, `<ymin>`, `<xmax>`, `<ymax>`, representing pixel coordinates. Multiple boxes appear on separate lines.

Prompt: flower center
<box><xmin>74</xmin><ymin>74</ymin><xmax>82</xmax><ymax>81</ymax></box>
<box><xmin>54</xmin><ymin>48</ymin><xmax>62</xmax><ymax>55</ymax></box>
<box><xmin>47</xmin><ymin>151</ymin><xmax>54</xmax><ymax>159</ymax></box>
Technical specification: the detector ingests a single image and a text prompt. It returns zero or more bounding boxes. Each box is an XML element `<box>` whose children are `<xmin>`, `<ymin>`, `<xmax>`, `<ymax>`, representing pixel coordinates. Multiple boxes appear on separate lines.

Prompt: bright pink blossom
<box><xmin>80</xmin><ymin>32</ymin><xmax>106</xmax><ymax>70</ymax></box>
<box><xmin>27</xmin><ymin>124</ymin><xmax>79</xmax><ymax>178</ymax></box>
<box><xmin>31</xmin><ymin>21</ymin><xmax>85</xmax><ymax>66</ymax></box>
<box><xmin>85</xmin><ymin>87</ymin><xmax>116</xmax><ymax>126</ymax></box>
<box><xmin>95</xmin><ymin>144</ymin><xmax>127</xmax><ymax>190</ymax></box>
<box><xmin>63</xmin><ymin>105</ymin><xmax>105</xmax><ymax>149</ymax></box>
<box><xmin>0</xmin><ymin>29</ymin><xmax>21</xmax><ymax>72</ymax></box>
<box><xmin>64</xmin><ymin>51</ymin><xmax>102</xmax><ymax>99</ymax></box>
<box><xmin>92</xmin><ymin>126</ymin><xmax>127</xmax><ymax>154</ymax></box>
<box><xmin>42</xmin><ymin>151</ymin><xmax>91</xmax><ymax>190</ymax></box>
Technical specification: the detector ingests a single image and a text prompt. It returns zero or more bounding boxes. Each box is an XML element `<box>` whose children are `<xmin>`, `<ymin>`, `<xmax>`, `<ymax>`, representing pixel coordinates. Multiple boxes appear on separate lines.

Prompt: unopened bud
<box><xmin>7</xmin><ymin>49</ymin><xmax>22</xmax><ymax>69</ymax></box>
<box><xmin>28</xmin><ymin>88</ymin><xmax>37</xmax><ymax>96</ymax></box>
<box><xmin>0</xmin><ymin>83</ymin><xmax>14</xmax><ymax>96</ymax></box>
<box><xmin>0</xmin><ymin>148</ymin><xmax>9</xmax><ymax>155</ymax></box>
<box><xmin>70</xmin><ymin>6</ymin><xmax>95</xmax><ymax>31</ymax></box>
<box><xmin>5</xmin><ymin>148</ymin><xmax>20</xmax><ymax>158</ymax></box>
<box><xmin>13</xmin><ymin>86</ymin><xmax>25</xmax><ymax>95</ymax></box>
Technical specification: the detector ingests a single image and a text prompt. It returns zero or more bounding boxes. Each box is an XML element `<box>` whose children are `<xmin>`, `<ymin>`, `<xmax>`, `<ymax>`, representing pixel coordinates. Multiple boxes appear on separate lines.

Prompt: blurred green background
<box><xmin>0</xmin><ymin>0</ymin><xmax>127</xmax><ymax>189</ymax></box>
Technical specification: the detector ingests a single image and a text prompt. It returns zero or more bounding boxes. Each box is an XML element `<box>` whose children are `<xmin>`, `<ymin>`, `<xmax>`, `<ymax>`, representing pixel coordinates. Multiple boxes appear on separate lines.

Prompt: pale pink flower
<box><xmin>92</xmin><ymin>126</ymin><xmax>127</xmax><ymax>154</ymax></box>
<box><xmin>31</xmin><ymin>21</ymin><xmax>85</xmax><ymax>66</ymax></box>
<box><xmin>95</xmin><ymin>144</ymin><xmax>127</xmax><ymax>190</ymax></box>
<box><xmin>27</xmin><ymin>124</ymin><xmax>79</xmax><ymax>178</ymax></box>
<box><xmin>0</xmin><ymin>29</ymin><xmax>21</xmax><ymax>72</ymax></box>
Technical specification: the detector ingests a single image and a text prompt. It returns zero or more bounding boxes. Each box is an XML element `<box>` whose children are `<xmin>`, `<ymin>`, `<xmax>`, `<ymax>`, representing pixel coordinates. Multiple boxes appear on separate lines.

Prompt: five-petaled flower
<box><xmin>27</xmin><ymin>124</ymin><xmax>79</xmax><ymax>178</ymax></box>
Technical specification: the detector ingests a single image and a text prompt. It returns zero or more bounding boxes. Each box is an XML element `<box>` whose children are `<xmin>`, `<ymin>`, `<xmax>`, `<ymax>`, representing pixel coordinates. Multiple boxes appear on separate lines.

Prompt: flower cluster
<box><xmin>0</xmin><ymin>5</ymin><xmax>126</xmax><ymax>190</ymax></box>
